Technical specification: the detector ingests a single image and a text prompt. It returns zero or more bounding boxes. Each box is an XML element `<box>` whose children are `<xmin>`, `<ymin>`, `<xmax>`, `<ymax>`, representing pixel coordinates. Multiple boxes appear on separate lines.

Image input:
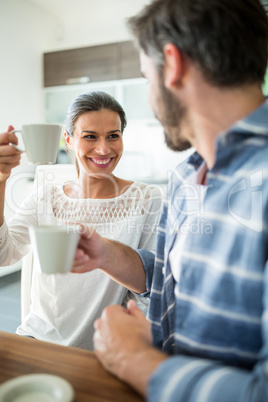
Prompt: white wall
<box><xmin>38</xmin><ymin>0</ymin><xmax>150</xmax><ymax>51</ymax></box>
<box><xmin>0</xmin><ymin>0</ymin><xmax>58</xmax><ymax>274</ymax></box>
<box><xmin>0</xmin><ymin>0</ymin><xmax>59</xmax><ymax>221</ymax></box>
<box><xmin>0</xmin><ymin>0</ymin><xmax>58</xmax><ymax>129</ymax></box>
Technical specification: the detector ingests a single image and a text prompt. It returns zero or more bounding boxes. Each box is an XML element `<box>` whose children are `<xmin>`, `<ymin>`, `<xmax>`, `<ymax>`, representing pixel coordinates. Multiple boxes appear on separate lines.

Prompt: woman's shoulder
<box><xmin>34</xmin><ymin>182</ymin><xmax>65</xmax><ymax>201</ymax></box>
<box><xmin>120</xmin><ymin>181</ymin><xmax>163</xmax><ymax>210</ymax></box>
<box><xmin>126</xmin><ymin>182</ymin><xmax>163</xmax><ymax>216</ymax></box>
<box><xmin>131</xmin><ymin>181</ymin><xmax>163</xmax><ymax>197</ymax></box>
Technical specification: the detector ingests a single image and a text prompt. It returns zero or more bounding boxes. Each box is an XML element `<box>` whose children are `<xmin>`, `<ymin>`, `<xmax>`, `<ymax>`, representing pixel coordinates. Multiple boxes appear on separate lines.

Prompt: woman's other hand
<box><xmin>0</xmin><ymin>126</ymin><xmax>22</xmax><ymax>182</ymax></box>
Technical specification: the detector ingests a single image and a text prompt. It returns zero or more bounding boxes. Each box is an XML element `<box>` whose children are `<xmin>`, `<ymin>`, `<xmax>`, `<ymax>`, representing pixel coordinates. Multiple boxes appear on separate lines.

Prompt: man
<box><xmin>73</xmin><ymin>0</ymin><xmax>268</xmax><ymax>400</ymax></box>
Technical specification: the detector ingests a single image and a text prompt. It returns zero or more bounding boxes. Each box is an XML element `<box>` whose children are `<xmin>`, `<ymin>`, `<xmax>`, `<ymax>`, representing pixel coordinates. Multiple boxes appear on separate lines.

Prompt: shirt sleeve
<box><xmin>147</xmin><ymin>260</ymin><xmax>268</xmax><ymax>402</ymax></box>
<box><xmin>137</xmin><ymin>185</ymin><xmax>163</xmax><ymax>252</ymax></box>
<box><xmin>136</xmin><ymin>248</ymin><xmax>155</xmax><ymax>295</ymax></box>
<box><xmin>133</xmin><ymin>185</ymin><xmax>162</xmax><ymax>298</ymax></box>
<box><xmin>0</xmin><ymin>190</ymin><xmax>38</xmax><ymax>266</ymax></box>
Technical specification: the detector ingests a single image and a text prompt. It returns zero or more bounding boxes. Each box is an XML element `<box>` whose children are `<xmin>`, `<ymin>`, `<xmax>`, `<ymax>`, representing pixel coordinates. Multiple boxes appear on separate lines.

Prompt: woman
<box><xmin>0</xmin><ymin>91</ymin><xmax>162</xmax><ymax>350</ymax></box>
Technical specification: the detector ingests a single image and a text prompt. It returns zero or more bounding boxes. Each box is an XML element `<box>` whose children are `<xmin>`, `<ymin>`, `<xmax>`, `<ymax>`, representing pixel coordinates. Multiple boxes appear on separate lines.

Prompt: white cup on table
<box><xmin>28</xmin><ymin>225</ymin><xmax>81</xmax><ymax>274</ymax></box>
<box><xmin>11</xmin><ymin>124</ymin><xmax>62</xmax><ymax>165</ymax></box>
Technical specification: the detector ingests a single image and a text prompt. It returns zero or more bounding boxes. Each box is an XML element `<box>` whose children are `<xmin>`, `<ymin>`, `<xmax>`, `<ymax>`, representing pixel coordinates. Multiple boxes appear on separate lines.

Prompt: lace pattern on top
<box><xmin>38</xmin><ymin>182</ymin><xmax>155</xmax><ymax>225</ymax></box>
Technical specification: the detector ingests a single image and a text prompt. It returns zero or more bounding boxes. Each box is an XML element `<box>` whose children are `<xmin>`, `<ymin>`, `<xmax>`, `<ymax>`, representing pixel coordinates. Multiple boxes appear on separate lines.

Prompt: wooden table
<box><xmin>0</xmin><ymin>331</ymin><xmax>143</xmax><ymax>402</ymax></box>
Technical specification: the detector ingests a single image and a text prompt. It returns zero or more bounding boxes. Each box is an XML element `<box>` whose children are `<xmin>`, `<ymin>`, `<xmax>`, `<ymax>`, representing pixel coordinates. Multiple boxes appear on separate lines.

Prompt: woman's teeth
<box><xmin>91</xmin><ymin>158</ymin><xmax>111</xmax><ymax>165</ymax></box>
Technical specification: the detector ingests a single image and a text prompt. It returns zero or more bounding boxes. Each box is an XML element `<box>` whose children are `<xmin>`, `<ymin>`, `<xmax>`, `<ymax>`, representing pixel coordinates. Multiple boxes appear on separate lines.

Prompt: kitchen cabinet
<box><xmin>119</xmin><ymin>41</ymin><xmax>141</xmax><ymax>80</ymax></box>
<box><xmin>44</xmin><ymin>41</ymin><xmax>141</xmax><ymax>87</ymax></box>
<box><xmin>44</xmin><ymin>43</ymin><xmax>119</xmax><ymax>87</ymax></box>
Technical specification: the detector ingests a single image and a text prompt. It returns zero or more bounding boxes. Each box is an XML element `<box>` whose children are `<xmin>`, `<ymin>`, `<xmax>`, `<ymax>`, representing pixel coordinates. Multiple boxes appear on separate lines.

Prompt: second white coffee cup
<box><xmin>28</xmin><ymin>225</ymin><xmax>81</xmax><ymax>274</ymax></box>
<box><xmin>12</xmin><ymin>124</ymin><xmax>62</xmax><ymax>164</ymax></box>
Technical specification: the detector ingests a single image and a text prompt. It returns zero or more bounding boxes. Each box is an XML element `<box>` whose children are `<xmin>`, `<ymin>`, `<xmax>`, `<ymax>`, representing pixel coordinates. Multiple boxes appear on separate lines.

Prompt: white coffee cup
<box><xmin>28</xmin><ymin>225</ymin><xmax>81</xmax><ymax>274</ymax></box>
<box><xmin>11</xmin><ymin>124</ymin><xmax>62</xmax><ymax>164</ymax></box>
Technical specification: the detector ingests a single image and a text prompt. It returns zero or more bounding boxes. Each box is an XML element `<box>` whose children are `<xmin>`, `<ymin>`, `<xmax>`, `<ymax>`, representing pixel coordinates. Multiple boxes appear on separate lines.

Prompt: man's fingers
<box><xmin>74</xmin><ymin>249</ymin><xmax>86</xmax><ymax>258</ymax></box>
<box><xmin>80</xmin><ymin>226</ymin><xmax>96</xmax><ymax>239</ymax></box>
<box><xmin>71</xmin><ymin>264</ymin><xmax>87</xmax><ymax>273</ymax></box>
<box><xmin>74</xmin><ymin>248</ymin><xmax>90</xmax><ymax>263</ymax></box>
<box><xmin>94</xmin><ymin>318</ymin><xmax>101</xmax><ymax>330</ymax></box>
<box><xmin>101</xmin><ymin>305</ymin><xmax>128</xmax><ymax>322</ymax></box>
<box><xmin>127</xmin><ymin>300</ymin><xmax>145</xmax><ymax>319</ymax></box>
<box><xmin>71</xmin><ymin>249</ymin><xmax>91</xmax><ymax>273</ymax></box>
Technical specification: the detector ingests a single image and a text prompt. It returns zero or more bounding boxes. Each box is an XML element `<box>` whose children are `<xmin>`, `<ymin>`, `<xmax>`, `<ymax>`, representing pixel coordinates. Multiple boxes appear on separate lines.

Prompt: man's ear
<box><xmin>163</xmin><ymin>43</ymin><xmax>185</xmax><ymax>89</ymax></box>
<box><xmin>64</xmin><ymin>130</ymin><xmax>74</xmax><ymax>150</ymax></box>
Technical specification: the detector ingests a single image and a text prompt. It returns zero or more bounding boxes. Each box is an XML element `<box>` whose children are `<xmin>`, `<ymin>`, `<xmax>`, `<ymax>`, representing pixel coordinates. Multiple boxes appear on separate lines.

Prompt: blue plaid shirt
<box><xmin>137</xmin><ymin>100</ymin><xmax>268</xmax><ymax>402</ymax></box>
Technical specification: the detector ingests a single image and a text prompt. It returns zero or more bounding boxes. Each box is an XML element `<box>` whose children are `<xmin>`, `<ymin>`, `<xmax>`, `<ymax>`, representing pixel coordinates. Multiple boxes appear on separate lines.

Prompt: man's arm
<box><xmin>72</xmin><ymin>227</ymin><xmax>153</xmax><ymax>293</ymax></box>
<box><xmin>147</xmin><ymin>353</ymin><xmax>268</xmax><ymax>402</ymax></box>
<box><xmin>93</xmin><ymin>262</ymin><xmax>268</xmax><ymax>402</ymax></box>
<box><xmin>94</xmin><ymin>301</ymin><xmax>268</xmax><ymax>402</ymax></box>
<box><xmin>147</xmin><ymin>260</ymin><xmax>268</xmax><ymax>402</ymax></box>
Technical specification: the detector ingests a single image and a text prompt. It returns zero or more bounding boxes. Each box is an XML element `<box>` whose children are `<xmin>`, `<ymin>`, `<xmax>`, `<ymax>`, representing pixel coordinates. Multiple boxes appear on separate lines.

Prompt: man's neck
<box><xmin>186</xmin><ymin>80</ymin><xmax>265</xmax><ymax>169</ymax></box>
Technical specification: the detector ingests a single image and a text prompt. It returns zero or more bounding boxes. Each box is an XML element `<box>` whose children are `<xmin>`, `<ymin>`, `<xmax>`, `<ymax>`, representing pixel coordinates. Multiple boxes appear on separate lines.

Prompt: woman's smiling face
<box><xmin>66</xmin><ymin>109</ymin><xmax>123</xmax><ymax>179</ymax></box>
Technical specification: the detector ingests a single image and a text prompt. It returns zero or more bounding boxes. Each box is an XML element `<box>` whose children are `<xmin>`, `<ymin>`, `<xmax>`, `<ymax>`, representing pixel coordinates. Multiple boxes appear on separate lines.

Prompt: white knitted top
<box><xmin>0</xmin><ymin>181</ymin><xmax>162</xmax><ymax>350</ymax></box>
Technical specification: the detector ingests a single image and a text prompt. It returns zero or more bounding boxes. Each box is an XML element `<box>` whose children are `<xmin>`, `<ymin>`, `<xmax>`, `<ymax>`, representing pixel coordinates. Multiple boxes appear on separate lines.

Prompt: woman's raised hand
<box><xmin>0</xmin><ymin>125</ymin><xmax>22</xmax><ymax>182</ymax></box>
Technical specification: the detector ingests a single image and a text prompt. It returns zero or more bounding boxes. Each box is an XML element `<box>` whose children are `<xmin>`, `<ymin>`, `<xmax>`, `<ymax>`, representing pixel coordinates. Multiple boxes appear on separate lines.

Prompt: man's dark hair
<box><xmin>128</xmin><ymin>0</ymin><xmax>268</xmax><ymax>87</ymax></box>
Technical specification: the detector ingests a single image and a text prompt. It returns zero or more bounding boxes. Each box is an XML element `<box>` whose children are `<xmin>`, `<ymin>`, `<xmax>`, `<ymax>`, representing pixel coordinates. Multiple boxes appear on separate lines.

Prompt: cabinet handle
<box><xmin>66</xmin><ymin>76</ymin><xmax>91</xmax><ymax>85</ymax></box>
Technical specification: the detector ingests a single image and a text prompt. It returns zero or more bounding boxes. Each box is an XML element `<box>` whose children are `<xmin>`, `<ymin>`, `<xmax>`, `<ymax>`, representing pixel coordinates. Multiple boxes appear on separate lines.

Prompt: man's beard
<box><xmin>164</xmin><ymin>129</ymin><xmax>191</xmax><ymax>152</ymax></box>
<box><xmin>157</xmin><ymin>78</ymin><xmax>192</xmax><ymax>152</ymax></box>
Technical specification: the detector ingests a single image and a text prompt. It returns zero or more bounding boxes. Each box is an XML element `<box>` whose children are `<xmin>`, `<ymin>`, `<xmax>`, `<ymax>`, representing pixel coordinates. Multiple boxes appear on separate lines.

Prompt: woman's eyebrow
<box><xmin>80</xmin><ymin>129</ymin><xmax>122</xmax><ymax>134</ymax></box>
<box><xmin>80</xmin><ymin>130</ymin><xmax>97</xmax><ymax>134</ymax></box>
<box><xmin>108</xmin><ymin>129</ymin><xmax>122</xmax><ymax>134</ymax></box>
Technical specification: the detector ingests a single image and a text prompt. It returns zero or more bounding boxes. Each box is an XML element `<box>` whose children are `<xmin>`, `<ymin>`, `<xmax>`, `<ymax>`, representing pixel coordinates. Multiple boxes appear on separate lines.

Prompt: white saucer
<box><xmin>0</xmin><ymin>374</ymin><xmax>74</xmax><ymax>402</ymax></box>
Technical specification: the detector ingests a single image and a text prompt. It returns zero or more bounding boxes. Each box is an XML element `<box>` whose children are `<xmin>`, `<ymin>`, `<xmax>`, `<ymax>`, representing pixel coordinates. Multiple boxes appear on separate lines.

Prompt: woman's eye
<box><xmin>108</xmin><ymin>134</ymin><xmax>119</xmax><ymax>140</ymax></box>
<box><xmin>84</xmin><ymin>135</ymin><xmax>96</xmax><ymax>140</ymax></box>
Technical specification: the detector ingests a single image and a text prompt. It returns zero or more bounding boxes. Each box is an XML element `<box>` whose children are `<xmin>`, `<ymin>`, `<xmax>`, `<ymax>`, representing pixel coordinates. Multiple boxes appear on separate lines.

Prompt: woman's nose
<box><xmin>95</xmin><ymin>140</ymin><xmax>109</xmax><ymax>155</ymax></box>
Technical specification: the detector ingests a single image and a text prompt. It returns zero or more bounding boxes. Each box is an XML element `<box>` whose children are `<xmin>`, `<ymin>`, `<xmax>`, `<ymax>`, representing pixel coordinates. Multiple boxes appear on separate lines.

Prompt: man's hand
<box><xmin>71</xmin><ymin>226</ymin><xmax>108</xmax><ymax>273</ymax></box>
<box><xmin>93</xmin><ymin>301</ymin><xmax>168</xmax><ymax>397</ymax></box>
<box><xmin>71</xmin><ymin>226</ymin><xmax>147</xmax><ymax>293</ymax></box>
